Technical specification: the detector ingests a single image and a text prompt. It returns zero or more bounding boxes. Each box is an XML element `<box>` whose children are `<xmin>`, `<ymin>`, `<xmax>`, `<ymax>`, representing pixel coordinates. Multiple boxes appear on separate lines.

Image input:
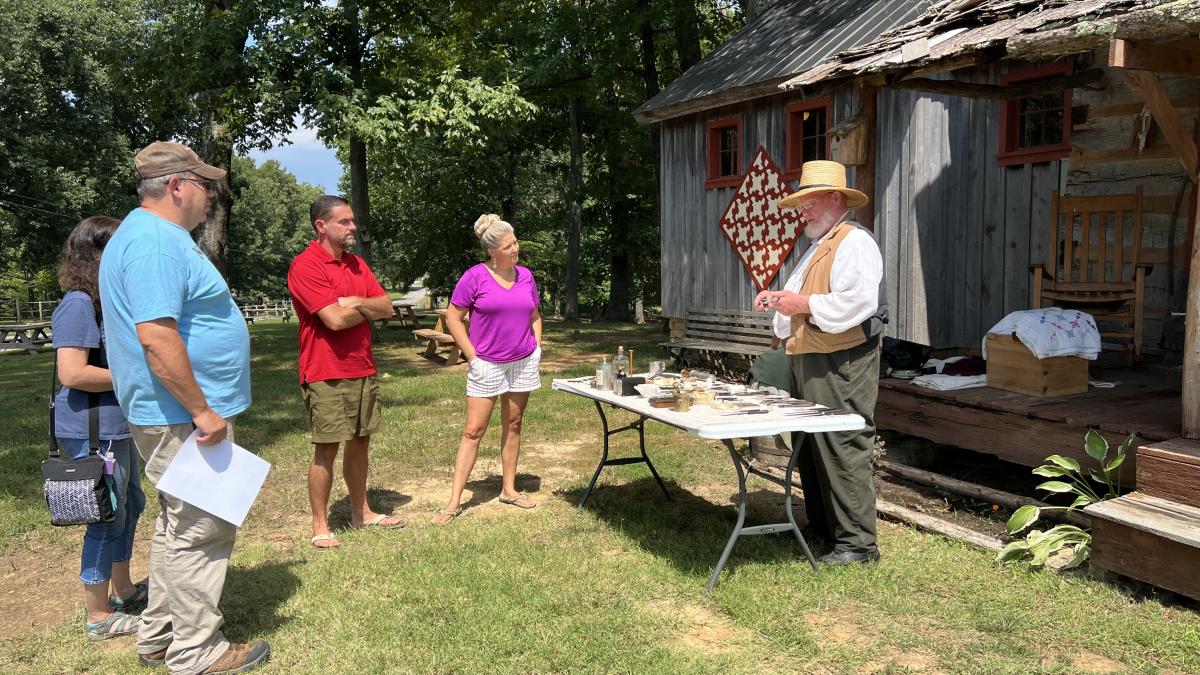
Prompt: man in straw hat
<box><xmin>99</xmin><ymin>141</ymin><xmax>270</xmax><ymax>672</ymax></box>
<box><xmin>754</xmin><ymin>159</ymin><xmax>887</xmax><ymax>566</ymax></box>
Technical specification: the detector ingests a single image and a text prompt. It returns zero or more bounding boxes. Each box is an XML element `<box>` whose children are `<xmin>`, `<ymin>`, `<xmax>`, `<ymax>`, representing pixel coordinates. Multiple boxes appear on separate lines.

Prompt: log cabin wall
<box><xmin>658</xmin><ymin>85</ymin><xmax>859</xmax><ymax>318</ymax></box>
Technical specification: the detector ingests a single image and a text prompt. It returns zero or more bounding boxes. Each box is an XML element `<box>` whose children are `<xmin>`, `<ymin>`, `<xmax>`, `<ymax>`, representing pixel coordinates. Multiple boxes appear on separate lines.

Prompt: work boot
<box><xmin>818</xmin><ymin>548</ymin><xmax>881</xmax><ymax>566</ymax></box>
<box><xmin>137</xmin><ymin>647</ymin><xmax>167</xmax><ymax>668</ymax></box>
<box><xmin>199</xmin><ymin>641</ymin><xmax>271</xmax><ymax>674</ymax></box>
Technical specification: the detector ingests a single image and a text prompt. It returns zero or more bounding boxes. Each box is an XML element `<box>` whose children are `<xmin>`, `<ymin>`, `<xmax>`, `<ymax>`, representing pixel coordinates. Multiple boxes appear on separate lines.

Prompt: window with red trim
<box><xmin>784</xmin><ymin>98</ymin><xmax>831</xmax><ymax>180</ymax></box>
<box><xmin>997</xmin><ymin>62</ymin><xmax>1072</xmax><ymax>166</ymax></box>
<box><xmin>705</xmin><ymin>116</ymin><xmax>742</xmax><ymax>189</ymax></box>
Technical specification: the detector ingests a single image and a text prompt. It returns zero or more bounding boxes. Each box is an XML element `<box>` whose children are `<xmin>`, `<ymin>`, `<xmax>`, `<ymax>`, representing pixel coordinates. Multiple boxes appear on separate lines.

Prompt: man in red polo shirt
<box><xmin>287</xmin><ymin>195</ymin><xmax>401</xmax><ymax>549</ymax></box>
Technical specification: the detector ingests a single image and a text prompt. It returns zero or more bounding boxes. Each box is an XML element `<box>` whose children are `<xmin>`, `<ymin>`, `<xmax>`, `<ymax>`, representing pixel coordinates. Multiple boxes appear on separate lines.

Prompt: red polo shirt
<box><xmin>287</xmin><ymin>240</ymin><xmax>387</xmax><ymax>384</ymax></box>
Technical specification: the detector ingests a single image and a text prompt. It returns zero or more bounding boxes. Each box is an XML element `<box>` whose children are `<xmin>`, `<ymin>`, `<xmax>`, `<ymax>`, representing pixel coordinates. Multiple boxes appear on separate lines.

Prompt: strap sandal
<box><xmin>353</xmin><ymin>513</ymin><xmax>405</xmax><ymax>530</ymax></box>
<box><xmin>86</xmin><ymin>611</ymin><xmax>140</xmax><ymax>642</ymax></box>
<box><xmin>497</xmin><ymin>492</ymin><xmax>536</xmax><ymax>509</ymax></box>
<box><xmin>434</xmin><ymin>507</ymin><xmax>463</xmax><ymax>526</ymax></box>
<box><xmin>109</xmin><ymin>581</ymin><xmax>149</xmax><ymax>613</ymax></box>
<box><xmin>310</xmin><ymin>533</ymin><xmax>340</xmax><ymax>549</ymax></box>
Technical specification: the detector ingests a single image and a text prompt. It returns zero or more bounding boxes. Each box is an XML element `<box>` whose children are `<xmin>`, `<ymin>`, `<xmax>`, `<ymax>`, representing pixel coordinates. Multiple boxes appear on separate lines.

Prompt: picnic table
<box><xmin>0</xmin><ymin>321</ymin><xmax>52</xmax><ymax>354</ymax></box>
<box><xmin>378</xmin><ymin>301</ymin><xmax>421</xmax><ymax>329</ymax></box>
<box><xmin>552</xmin><ymin>376</ymin><xmax>865</xmax><ymax>592</ymax></box>
<box><xmin>413</xmin><ymin>309</ymin><xmax>467</xmax><ymax>365</ymax></box>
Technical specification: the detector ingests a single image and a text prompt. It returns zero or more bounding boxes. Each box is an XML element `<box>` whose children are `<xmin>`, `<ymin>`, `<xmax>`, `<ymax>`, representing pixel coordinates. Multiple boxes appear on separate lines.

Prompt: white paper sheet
<box><xmin>156</xmin><ymin>429</ymin><xmax>271</xmax><ymax>527</ymax></box>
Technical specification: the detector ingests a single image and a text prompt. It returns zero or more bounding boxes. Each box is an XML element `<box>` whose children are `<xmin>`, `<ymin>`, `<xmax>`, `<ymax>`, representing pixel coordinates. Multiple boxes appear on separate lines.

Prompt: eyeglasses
<box><xmin>178</xmin><ymin>177</ymin><xmax>217</xmax><ymax>193</ymax></box>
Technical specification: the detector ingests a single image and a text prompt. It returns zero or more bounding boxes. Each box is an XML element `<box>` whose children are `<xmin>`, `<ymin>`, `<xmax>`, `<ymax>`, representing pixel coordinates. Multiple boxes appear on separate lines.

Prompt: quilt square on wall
<box><xmin>716</xmin><ymin>146</ymin><xmax>804</xmax><ymax>291</ymax></box>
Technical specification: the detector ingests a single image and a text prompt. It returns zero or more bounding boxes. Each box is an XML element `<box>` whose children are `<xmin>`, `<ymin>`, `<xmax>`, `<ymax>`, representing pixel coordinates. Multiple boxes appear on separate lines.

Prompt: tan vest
<box><xmin>785</xmin><ymin>221</ymin><xmax>869</xmax><ymax>355</ymax></box>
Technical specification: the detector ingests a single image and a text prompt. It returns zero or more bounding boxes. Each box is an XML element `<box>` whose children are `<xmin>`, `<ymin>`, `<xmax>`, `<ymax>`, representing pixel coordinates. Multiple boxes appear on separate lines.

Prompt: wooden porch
<box><xmin>876</xmin><ymin>355</ymin><xmax>1181</xmax><ymax>487</ymax></box>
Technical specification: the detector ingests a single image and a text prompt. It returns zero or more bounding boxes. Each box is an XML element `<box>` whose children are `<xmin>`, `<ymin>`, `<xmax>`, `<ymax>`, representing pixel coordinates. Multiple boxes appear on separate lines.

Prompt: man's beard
<box><xmin>804</xmin><ymin>221</ymin><xmax>832</xmax><ymax>240</ymax></box>
<box><xmin>339</xmin><ymin>233</ymin><xmax>356</xmax><ymax>249</ymax></box>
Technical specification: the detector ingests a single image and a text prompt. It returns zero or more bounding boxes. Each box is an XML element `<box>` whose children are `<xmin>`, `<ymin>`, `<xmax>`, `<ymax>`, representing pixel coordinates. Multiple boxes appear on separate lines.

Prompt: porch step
<box><xmin>1086</xmin><ymin>492</ymin><xmax>1200</xmax><ymax>601</ymax></box>
<box><xmin>1137</xmin><ymin>438</ymin><xmax>1200</xmax><ymax>509</ymax></box>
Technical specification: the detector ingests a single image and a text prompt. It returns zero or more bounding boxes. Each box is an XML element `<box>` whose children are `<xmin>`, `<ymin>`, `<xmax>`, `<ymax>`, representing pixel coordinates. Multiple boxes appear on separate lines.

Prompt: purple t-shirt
<box><xmin>450</xmin><ymin>263</ymin><xmax>539</xmax><ymax>363</ymax></box>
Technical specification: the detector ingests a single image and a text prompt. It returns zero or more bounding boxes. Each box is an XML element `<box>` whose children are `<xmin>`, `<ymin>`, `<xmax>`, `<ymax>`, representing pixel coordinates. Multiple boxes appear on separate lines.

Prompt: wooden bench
<box><xmin>378</xmin><ymin>302</ymin><xmax>421</xmax><ymax>329</ymax></box>
<box><xmin>0</xmin><ymin>322</ymin><xmax>53</xmax><ymax>354</ymax></box>
<box><xmin>413</xmin><ymin>309</ymin><xmax>467</xmax><ymax>365</ymax></box>
<box><xmin>239</xmin><ymin>304</ymin><xmax>292</xmax><ymax>324</ymax></box>
<box><xmin>660</xmin><ymin>308</ymin><xmax>776</xmax><ymax>372</ymax></box>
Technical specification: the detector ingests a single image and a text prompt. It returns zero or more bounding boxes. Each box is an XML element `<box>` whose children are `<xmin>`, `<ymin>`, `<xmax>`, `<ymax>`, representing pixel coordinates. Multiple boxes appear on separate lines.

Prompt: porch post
<box><xmin>1185</xmin><ymin>149</ymin><xmax>1200</xmax><ymax>439</ymax></box>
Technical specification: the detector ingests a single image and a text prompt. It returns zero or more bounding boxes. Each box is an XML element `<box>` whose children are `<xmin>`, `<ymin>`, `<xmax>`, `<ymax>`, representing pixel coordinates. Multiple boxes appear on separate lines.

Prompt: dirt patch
<box><xmin>1069</xmin><ymin>650</ymin><xmax>1128</xmax><ymax>673</ymax></box>
<box><xmin>803</xmin><ymin>603</ymin><xmax>871</xmax><ymax>646</ymax></box>
<box><xmin>857</xmin><ymin>650</ymin><xmax>944</xmax><ymax>674</ymax></box>
<box><xmin>647</xmin><ymin>598</ymin><xmax>756</xmax><ymax>656</ymax></box>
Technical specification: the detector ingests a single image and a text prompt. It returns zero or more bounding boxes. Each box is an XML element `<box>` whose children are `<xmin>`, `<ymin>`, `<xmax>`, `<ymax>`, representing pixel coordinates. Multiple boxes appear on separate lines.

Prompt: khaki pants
<box><xmin>130</xmin><ymin>421</ymin><xmax>237</xmax><ymax>675</ymax></box>
<box><xmin>790</xmin><ymin>338</ymin><xmax>881</xmax><ymax>554</ymax></box>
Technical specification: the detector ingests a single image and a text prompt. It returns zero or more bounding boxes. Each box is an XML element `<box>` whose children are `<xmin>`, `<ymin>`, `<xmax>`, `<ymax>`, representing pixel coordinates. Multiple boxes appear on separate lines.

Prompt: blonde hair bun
<box><xmin>474</xmin><ymin>213</ymin><xmax>504</xmax><ymax>241</ymax></box>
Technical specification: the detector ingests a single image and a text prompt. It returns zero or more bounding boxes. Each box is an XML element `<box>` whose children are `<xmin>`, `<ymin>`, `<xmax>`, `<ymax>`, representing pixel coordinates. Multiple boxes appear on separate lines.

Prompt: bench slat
<box><xmin>413</xmin><ymin>329</ymin><xmax>457</xmax><ymax>344</ymax></box>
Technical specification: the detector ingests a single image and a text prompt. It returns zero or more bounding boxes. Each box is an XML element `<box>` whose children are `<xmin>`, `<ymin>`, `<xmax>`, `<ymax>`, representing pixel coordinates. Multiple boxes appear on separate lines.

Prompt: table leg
<box><xmin>577</xmin><ymin>399</ymin><xmax>671</xmax><ymax>508</ymax></box>
<box><xmin>704</xmin><ymin>438</ymin><xmax>820</xmax><ymax>594</ymax></box>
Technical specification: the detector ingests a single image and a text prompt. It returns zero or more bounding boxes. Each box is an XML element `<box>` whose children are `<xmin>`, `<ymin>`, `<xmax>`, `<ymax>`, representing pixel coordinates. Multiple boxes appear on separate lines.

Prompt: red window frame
<box><xmin>705</xmin><ymin>116</ymin><xmax>743</xmax><ymax>189</ymax></box>
<box><xmin>784</xmin><ymin>98</ymin><xmax>832</xmax><ymax>181</ymax></box>
<box><xmin>997</xmin><ymin>62</ymin><xmax>1073</xmax><ymax>166</ymax></box>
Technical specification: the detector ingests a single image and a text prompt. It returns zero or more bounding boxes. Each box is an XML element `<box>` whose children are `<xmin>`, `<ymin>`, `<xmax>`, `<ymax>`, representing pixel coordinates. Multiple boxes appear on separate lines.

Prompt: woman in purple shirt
<box><xmin>436</xmin><ymin>214</ymin><xmax>543</xmax><ymax>525</ymax></box>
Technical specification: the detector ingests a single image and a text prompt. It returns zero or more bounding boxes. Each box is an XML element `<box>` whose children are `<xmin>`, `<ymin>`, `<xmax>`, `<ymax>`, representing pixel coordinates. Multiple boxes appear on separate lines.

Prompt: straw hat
<box><xmin>777</xmin><ymin>160</ymin><xmax>869</xmax><ymax>210</ymax></box>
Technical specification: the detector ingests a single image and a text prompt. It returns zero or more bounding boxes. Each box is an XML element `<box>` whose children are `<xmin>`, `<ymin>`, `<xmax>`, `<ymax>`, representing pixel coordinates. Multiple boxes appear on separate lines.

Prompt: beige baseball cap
<box><xmin>133</xmin><ymin>141</ymin><xmax>227</xmax><ymax>180</ymax></box>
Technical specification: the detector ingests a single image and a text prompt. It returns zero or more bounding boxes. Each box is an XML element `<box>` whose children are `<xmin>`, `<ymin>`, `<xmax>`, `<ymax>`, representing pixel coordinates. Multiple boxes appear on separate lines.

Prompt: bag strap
<box><xmin>48</xmin><ymin>359</ymin><xmax>60</xmax><ymax>458</ymax></box>
<box><xmin>88</xmin><ymin>393</ymin><xmax>100</xmax><ymax>452</ymax></box>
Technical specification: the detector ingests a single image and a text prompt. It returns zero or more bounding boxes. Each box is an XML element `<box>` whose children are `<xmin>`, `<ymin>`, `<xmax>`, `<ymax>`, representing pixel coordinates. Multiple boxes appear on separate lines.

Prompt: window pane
<box><xmin>1016</xmin><ymin>92</ymin><xmax>1065</xmax><ymax>149</ymax></box>
<box><xmin>1044</xmin><ymin>108</ymin><xmax>1063</xmax><ymax>146</ymax></box>
<box><xmin>719</xmin><ymin>126</ymin><xmax>738</xmax><ymax>176</ymax></box>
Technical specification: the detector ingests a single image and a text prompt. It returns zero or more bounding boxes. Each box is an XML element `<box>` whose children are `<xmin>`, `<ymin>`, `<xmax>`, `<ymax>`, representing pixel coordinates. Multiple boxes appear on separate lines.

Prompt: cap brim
<box><xmin>192</xmin><ymin>163</ymin><xmax>227</xmax><ymax>180</ymax></box>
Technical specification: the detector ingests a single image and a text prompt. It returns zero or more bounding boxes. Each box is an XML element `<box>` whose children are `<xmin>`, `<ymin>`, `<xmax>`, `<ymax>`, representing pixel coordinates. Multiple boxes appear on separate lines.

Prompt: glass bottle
<box><xmin>596</xmin><ymin>357</ymin><xmax>609</xmax><ymax>388</ymax></box>
<box><xmin>615</xmin><ymin>346</ymin><xmax>627</xmax><ymax>380</ymax></box>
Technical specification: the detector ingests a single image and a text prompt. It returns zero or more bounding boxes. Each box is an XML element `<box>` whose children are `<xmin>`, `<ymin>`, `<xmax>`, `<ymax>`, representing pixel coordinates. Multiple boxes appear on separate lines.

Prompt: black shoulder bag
<box><xmin>42</xmin><ymin>320</ymin><xmax>117</xmax><ymax>526</ymax></box>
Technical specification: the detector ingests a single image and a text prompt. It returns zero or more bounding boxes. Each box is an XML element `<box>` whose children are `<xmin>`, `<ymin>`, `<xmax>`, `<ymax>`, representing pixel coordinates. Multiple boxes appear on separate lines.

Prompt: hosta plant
<box><xmin>996</xmin><ymin>430</ymin><xmax>1136</xmax><ymax>569</ymax></box>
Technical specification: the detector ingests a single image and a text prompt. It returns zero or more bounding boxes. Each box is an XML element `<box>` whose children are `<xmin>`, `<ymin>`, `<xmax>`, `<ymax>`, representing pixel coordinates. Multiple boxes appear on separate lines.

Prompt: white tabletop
<box><xmin>552</xmin><ymin>378</ymin><xmax>865</xmax><ymax>440</ymax></box>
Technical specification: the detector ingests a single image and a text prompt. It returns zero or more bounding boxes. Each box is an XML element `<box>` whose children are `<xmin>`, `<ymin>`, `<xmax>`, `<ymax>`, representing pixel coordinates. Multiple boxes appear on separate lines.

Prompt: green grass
<box><xmin>1</xmin><ymin>319</ymin><xmax>1198</xmax><ymax>673</ymax></box>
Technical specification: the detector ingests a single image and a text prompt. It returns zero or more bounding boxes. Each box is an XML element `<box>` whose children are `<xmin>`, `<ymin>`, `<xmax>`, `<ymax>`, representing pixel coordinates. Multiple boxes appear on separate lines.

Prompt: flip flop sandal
<box><xmin>86</xmin><ymin>611</ymin><xmax>140</xmax><ymax>642</ymax></box>
<box><xmin>109</xmin><ymin>581</ymin><xmax>149</xmax><ymax>613</ymax></box>
<box><xmin>434</xmin><ymin>507</ymin><xmax>463</xmax><ymax>526</ymax></box>
<box><xmin>310</xmin><ymin>533</ymin><xmax>341</xmax><ymax>549</ymax></box>
<box><xmin>497</xmin><ymin>493</ymin><xmax>536</xmax><ymax>509</ymax></box>
<box><xmin>355</xmin><ymin>514</ymin><xmax>405</xmax><ymax>529</ymax></box>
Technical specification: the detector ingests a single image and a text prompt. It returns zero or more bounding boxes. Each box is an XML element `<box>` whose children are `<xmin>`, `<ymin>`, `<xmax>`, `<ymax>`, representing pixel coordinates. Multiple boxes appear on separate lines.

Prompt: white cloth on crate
<box><xmin>982</xmin><ymin>308</ymin><xmax>1101</xmax><ymax>361</ymax></box>
<box><xmin>910</xmin><ymin>373</ymin><xmax>987</xmax><ymax>391</ymax></box>
<box><xmin>771</xmin><ymin>225</ymin><xmax>883</xmax><ymax>339</ymax></box>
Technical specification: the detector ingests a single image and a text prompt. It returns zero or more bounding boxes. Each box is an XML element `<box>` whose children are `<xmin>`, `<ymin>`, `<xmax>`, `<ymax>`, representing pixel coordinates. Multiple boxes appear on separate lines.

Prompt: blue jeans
<box><xmin>61</xmin><ymin>437</ymin><xmax>146</xmax><ymax>586</ymax></box>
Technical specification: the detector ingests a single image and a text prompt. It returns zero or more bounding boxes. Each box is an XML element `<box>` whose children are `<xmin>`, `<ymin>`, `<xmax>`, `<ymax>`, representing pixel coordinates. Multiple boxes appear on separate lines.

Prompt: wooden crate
<box><xmin>984</xmin><ymin>333</ymin><xmax>1088</xmax><ymax>397</ymax></box>
<box><xmin>1137</xmin><ymin>438</ymin><xmax>1200</xmax><ymax>509</ymax></box>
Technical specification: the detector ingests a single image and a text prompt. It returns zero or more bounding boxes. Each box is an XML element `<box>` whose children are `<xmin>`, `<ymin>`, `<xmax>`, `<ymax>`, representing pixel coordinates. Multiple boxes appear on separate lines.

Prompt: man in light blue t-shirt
<box><xmin>99</xmin><ymin>141</ymin><xmax>269</xmax><ymax>675</ymax></box>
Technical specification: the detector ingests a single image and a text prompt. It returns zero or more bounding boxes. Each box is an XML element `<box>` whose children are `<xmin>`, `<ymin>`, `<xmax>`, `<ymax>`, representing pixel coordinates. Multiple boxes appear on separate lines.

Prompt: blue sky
<box><xmin>247</xmin><ymin>122</ymin><xmax>343</xmax><ymax>194</ymax></box>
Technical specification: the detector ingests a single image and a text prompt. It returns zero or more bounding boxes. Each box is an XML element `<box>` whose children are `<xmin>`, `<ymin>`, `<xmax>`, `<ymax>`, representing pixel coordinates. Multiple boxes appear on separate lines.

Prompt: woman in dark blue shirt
<box><xmin>51</xmin><ymin>216</ymin><xmax>147</xmax><ymax>641</ymax></box>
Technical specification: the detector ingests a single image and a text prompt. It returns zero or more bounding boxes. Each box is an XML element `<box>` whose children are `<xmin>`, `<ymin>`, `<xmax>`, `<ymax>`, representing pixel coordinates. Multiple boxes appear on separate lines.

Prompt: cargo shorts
<box><xmin>301</xmin><ymin>376</ymin><xmax>382</xmax><ymax>444</ymax></box>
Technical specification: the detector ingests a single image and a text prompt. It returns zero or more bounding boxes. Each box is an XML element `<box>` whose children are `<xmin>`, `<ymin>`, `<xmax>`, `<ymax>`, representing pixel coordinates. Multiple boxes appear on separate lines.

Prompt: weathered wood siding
<box><xmin>659</xmin><ymin>87</ymin><xmax>859</xmax><ymax>319</ymax></box>
<box><xmin>660</xmin><ymin>54</ymin><xmax>1198</xmax><ymax>351</ymax></box>
<box><xmin>875</xmin><ymin>67</ymin><xmax>1064</xmax><ymax>348</ymax></box>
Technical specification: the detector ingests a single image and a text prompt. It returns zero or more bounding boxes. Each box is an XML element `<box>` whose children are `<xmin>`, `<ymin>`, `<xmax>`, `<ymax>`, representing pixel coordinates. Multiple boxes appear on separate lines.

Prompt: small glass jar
<box><xmin>672</xmin><ymin>391</ymin><xmax>692</xmax><ymax>412</ymax></box>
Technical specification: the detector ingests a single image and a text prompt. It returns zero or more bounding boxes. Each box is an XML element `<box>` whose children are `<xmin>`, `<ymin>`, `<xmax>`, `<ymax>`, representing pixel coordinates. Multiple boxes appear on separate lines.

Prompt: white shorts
<box><xmin>466</xmin><ymin>347</ymin><xmax>542</xmax><ymax>398</ymax></box>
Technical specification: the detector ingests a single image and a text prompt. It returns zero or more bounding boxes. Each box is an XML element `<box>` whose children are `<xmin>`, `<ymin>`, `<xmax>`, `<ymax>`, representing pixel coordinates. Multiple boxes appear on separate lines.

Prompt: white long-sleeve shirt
<box><xmin>771</xmin><ymin>225</ymin><xmax>884</xmax><ymax>339</ymax></box>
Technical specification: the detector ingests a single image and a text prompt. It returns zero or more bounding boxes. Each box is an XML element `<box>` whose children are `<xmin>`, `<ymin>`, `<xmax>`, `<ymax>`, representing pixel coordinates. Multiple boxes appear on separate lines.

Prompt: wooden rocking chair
<box><xmin>1029</xmin><ymin>186</ymin><xmax>1149</xmax><ymax>361</ymax></box>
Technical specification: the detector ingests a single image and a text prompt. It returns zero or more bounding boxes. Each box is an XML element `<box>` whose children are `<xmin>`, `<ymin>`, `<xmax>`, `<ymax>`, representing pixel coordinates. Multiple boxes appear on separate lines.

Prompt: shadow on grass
<box><xmin>328</xmin><ymin>488</ymin><xmax>413</xmax><ymax>529</ymax></box>
<box><xmin>563</xmin><ymin>477</ymin><xmax>826</xmax><ymax>582</ymax></box>
<box><xmin>221</xmin><ymin>558</ymin><xmax>303</xmax><ymax>639</ymax></box>
<box><xmin>458</xmin><ymin>472</ymin><xmax>543</xmax><ymax>511</ymax></box>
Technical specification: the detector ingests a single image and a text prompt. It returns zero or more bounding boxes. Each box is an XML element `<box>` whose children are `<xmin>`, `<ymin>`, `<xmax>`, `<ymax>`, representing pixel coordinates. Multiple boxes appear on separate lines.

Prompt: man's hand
<box><xmin>194</xmin><ymin>407</ymin><xmax>228</xmax><ymax>446</ymax></box>
<box><xmin>768</xmin><ymin>291</ymin><xmax>811</xmax><ymax>317</ymax></box>
<box><xmin>753</xmin><ymin>290</ymin><xmax>774</xmax><ymax>312</ymax></box>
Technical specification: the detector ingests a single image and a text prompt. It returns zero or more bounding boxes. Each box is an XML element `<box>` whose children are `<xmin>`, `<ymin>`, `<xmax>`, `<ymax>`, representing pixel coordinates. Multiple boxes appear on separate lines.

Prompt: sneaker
<box><xmin>138</xmin><ymin>647</ymin><xmax>167</xmax><ymax>668</ymax></box>
<box><xmin>199</xmin><ymin>640</ymin><xmax>271</xmax><ymax>674</ymax></box>
<box><xmin>85</xmin><ymin>611</ymin><xmax>140</xmax><ymax>642</ymax></box>
<box><xmin>818</xmin><ymin>548</ymin><xmax>881</xmax><ymax>566</ymax></box>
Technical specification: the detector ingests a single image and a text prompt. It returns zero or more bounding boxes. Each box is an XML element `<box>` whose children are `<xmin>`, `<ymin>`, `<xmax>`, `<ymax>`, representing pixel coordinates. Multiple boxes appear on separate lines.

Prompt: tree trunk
<box><xmin>604</xmin><ymin>249</ymin><xmax>632</xmax><ymax>320</ymax></box>
<box><xmin>501</xmin><ymin>145</ymin><xmax>517</xmax><ymax>224</ymax></box>
<box><xmin>563</xmin><ymin>97</ymin><xmax>584</xmax><ymax>322</ymax></box>
<box><xmin>671</xmin><ymin>0</ymin><xmax>703</xmax><ymax>71</ymax></box>
<box><xmin>198</xmin><ymin>113</ymin><xmax>234</xmax><ymax>278</ymax></box>
<box><xmin>348</xmin><ymin>137</ymin><xmax>374</xmax><ymax>266</ymax></box>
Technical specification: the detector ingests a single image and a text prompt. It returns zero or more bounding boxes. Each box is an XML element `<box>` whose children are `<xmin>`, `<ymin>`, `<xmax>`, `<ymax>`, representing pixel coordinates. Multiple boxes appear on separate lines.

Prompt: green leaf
<box><xmin>1033</xmin><ymin>465</ymin><xmax>1069</xmax><ymax>477</ymax></box>
<box><xmin>1089</xmin><ymin>469</ymin><xmax>1108</xmax><ymax>485</ymax></box>
<box><xmin>1036</xmin><ymin>480</ymin><xmax>1076</xmax><ymax>494</ymax></box>
<box><xmin>1068</xmin><ymin>495</ymin><xmax>1092</xmax><ymax>510</ymax></box>
<box><xmin>1007</xmin><ymin>505</ymin><xmax>1040</xmax><ymax>534</ymax></box>
<box><xmin>1085</xmin><ymin>429</ymin><xmax>1109</xmax><ymax>463</ymax></box>
<box><xmin>996</xmin><ymin>540</ymin><xmax>1030</xmax><ymax>563</ymax></box>
<box><xmin>1045</xmin><ymin>454</ymin><xmax>1081</xmax><ymax>471</ymax></box>
<box><xmin>1105</xmin><ymin>454</ymin><xmax>1126</xmax><ymax>473</ymax></box>
<box><xmin>1117</xmin><ymin>433</ymin><xmax>1137</xmax><ymax>458</ymax></box>
<box><xmin>1064</xmin><ymin>543</ymin><xmax>1092</xmax><ymax>569</ymax></box>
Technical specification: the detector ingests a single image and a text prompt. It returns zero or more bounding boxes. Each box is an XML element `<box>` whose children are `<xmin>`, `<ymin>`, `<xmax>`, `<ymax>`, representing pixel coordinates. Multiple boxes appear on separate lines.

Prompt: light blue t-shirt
<box><xmin>98</xmin><ymin>208</ymin><xmax>251</xmax><ymax>426</ymax></box>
